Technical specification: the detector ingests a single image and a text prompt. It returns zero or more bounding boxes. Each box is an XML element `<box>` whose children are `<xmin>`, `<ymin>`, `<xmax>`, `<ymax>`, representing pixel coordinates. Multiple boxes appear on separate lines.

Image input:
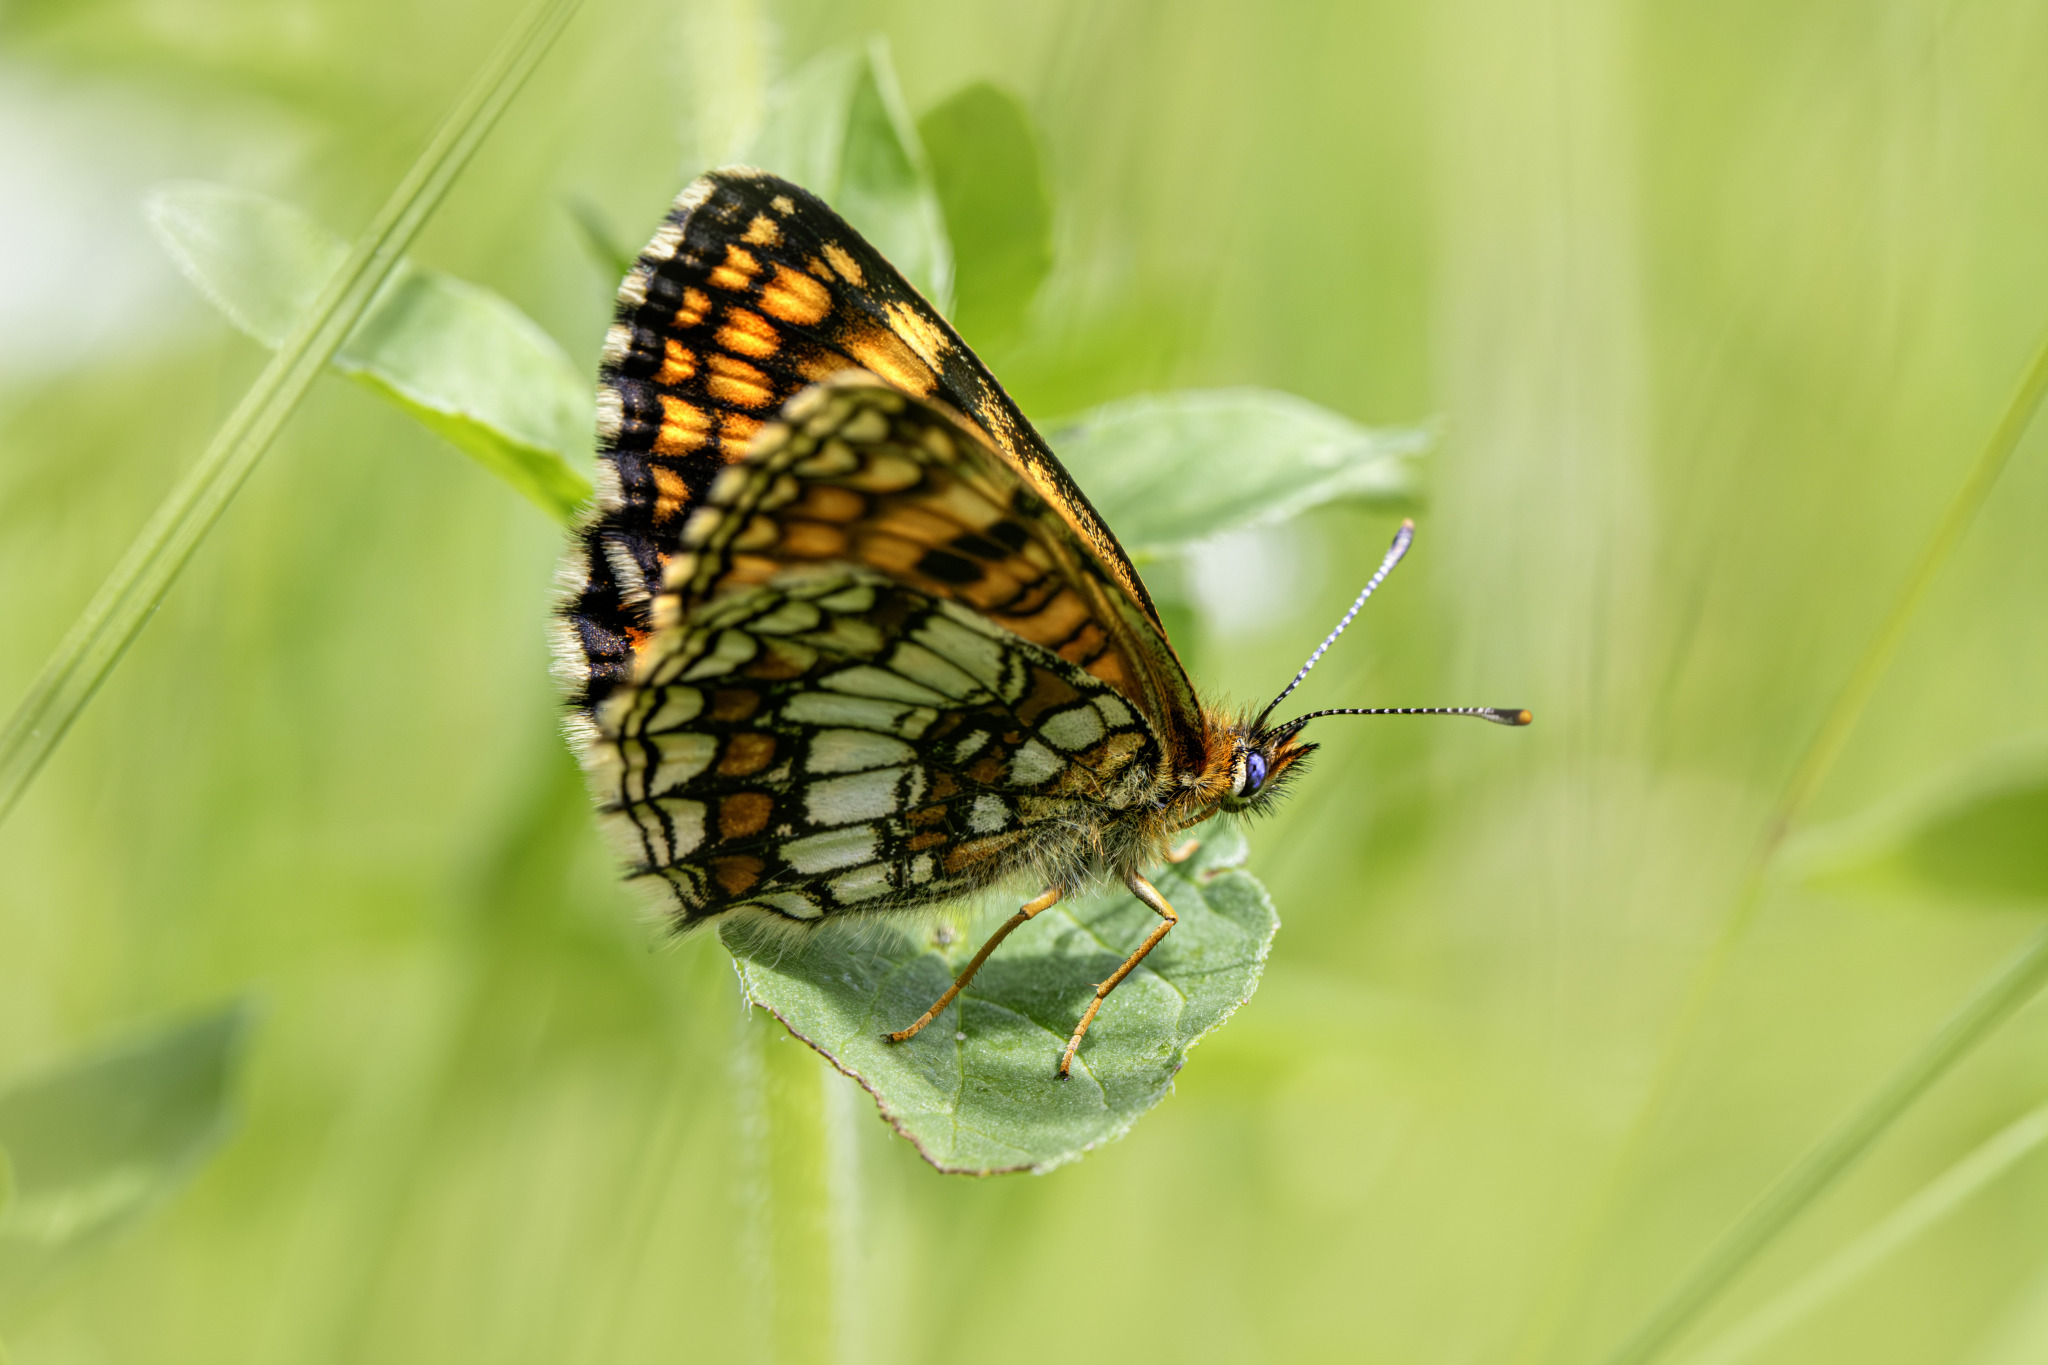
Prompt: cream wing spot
<box><xmin>652</xmin><ymin>798</ymin><xmax>707</xmax><ymax>857</ymax></box>
<box><xmin>644</xmin><ymin>686</ymin><xmax>705</xmax><ymax>733</ymax></box>
<box><xmin>779</xmin><ymin>692</ymin><xmax>931</xmax><ymax>735</ymax></box>
<box><xmin>807</xmin><ymin>729</ymin><xmax>916</xmax><ymax>773</ymax></box>
<box><xmin>820</xmin><ymin>666</ymin><xmax>950</xmax><ymax>706</ymax></box>
<box><xmin>781</xmin><ymin>825</ymin><xmax>878</xmax><ymax>874</ymax></box>
<box><xmin>749</xmin><ymin>600</ymin><xmax>822</xmax><ymax>634</ymax></box>
<box><xmin>816</xmin><ymin>584</ymin><xmax>876</xmax><ymax>614</ymax></box>
<box><xmin>830</xmin><ymin>864</ymin><xmax>893</xmax><ymax>903</ymax></box>
<box><xmin>1009</xmin><ymin>740</ymin><xmax>1063</xmax><ymax>787</ymax></box>
<box><xmin>1040</xmin><ymin>705</ymin><xmax>1106</xmax><ymax>751</ymax></box>
<box><xmin>1093</xmin><ymin>695</ymin><xmax>1137</xmax><ymax>728</ymax></box>
<box><xmin>968</xmin><ymin>793</ymin><xmax>1010</xmax><ymax>834</ymax></box>
<box><xmin>748</xmin><ymin>891</ymin><xmax>824</xmax><ymax>921</ymax></box>
<box><xmin>622</xmin><ymin>732</ymin><xmax>716</xmax><ymax>797</ymax></box>
<box><xmin>886</xmin><ymin>643</ymin><xmax>980</xmax><ymax>699</ymax></box>
<box><xmin>596</xmin><ymin>387</ymin><xmax>625</xmax><ymax>442</ymax></box>
<box><xmin>805</xmin><ymin>769</ymin><xmax>907</xmax><ymax>825</ymax></box>
<box><xmin>915</xmin><ymin>614</ymin><xmax>1009</xmax><ymax>689</ymax></box>
<box><xmin>680</xmin><ymin>629</ymin><xmax>759</xmax><ymax>681</ymax></box>
<box><xmin>643</xmin><ymin>219</ymin><xmax>685</xmax><ymax>262</ymax></box>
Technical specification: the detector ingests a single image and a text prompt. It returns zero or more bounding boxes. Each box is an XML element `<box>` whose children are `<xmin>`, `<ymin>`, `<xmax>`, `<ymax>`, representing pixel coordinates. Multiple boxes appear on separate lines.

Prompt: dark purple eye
<box><xmin>1243</xmin><ymin>751</ymin><xmax>1269</xmax><ymax>795</ymax></box>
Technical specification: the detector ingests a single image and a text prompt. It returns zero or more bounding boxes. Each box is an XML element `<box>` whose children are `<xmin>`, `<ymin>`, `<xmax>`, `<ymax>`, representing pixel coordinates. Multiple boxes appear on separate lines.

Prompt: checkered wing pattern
<box><xmin>586</xmin><ymin>381</ymin><xmax>1166</xmax><ymax>924</ymax></box>
<box><xmin>558</xmin><ymin>167</ymin><xmax>1201</xmax><ymax>762</ymax></box>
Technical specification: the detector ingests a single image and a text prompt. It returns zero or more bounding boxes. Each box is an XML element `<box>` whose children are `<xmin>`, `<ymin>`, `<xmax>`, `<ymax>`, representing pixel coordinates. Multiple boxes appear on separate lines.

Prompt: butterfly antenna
<box><xmin>1267</xmin><ymin>706</ymin><xmax>1533</xmax><ymax>742</ymax></box>
<box><xmin>1252</xmin><ymin>518</ymin><xmax>1416</xmax><ymax>733</ymax></box>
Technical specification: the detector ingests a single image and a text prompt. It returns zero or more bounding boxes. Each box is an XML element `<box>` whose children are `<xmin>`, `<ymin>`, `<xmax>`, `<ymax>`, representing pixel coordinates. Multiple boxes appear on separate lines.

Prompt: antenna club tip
<box><xmin>1509</xmin><ymin>708</ymin><xmax>1533</xmax><ymax>726</ymax></box>
<box><xmin>1399</xmin><ymin>517</ymin><xmax>1416</xmax><ymax>531</ymax></box>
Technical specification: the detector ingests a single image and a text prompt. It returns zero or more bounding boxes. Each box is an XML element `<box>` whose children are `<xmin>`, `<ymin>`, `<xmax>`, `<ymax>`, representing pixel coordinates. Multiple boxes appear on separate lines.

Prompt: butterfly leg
<box><xmin>1056</xmin><ymin>874</ymin><xmax>1178</xmax><ymax>1079</ymax></box>
<box><xmin>1163</xmin><ymin>811</ymin><xmax>1211</xmax><ymax>864</ymax></box>
<box><xmin>885</xmin><ymin>887</ymin><xmax>1064</xmax><ymax>1045</ymax></box>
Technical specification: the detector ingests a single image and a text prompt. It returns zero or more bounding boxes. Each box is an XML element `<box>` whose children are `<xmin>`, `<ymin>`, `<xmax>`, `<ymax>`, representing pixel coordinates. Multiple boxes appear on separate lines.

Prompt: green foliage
<box><xmin>0</xmin><ymin>1005</ymin><xmax>250</xmax><ymax>1315</ymax></box>
<box><xmin>741</xmin><ymin>39</ymin><xmax>952</xmax><ymax>311</ymax></box>
<box><xmin>731</xmin><ymin>822</ymin><xmax>1274</xmax><ymax>1173</ymax></box>
<box><xmin>8</xmin><ymin>3</ymin><xmax>2048</xmax><ymax>1364</ymax></box>
<box><xmin>1052</xmin><ymin>387</ymin><xmax>1424</xmax><ymax>556</ymax></box>
<box><xmin>1797</xmin><ymin>740</ymin><xmax>2048</xmax><ymax>905</ymax></box>
<box><xmin>148</xmin><ymin>182</ymin><xmax>592</xmax><ymax>524</ymax></box>
<box><xmin>918</xmin><ymin>82</ymin><xmax>1053</xmax><ymax>348</ymax></box>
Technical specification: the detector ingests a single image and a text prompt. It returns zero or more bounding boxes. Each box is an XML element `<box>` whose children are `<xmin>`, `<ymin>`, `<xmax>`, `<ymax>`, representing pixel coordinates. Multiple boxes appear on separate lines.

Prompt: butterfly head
<box><xmin>1215</xmin><ymin>723</ymin><xmax>1317</xmax><ymax>814</ymax></box>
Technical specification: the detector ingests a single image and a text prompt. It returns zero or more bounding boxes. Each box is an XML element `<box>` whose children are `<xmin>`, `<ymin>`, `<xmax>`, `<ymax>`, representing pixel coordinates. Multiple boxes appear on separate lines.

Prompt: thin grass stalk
<box><xmin>1675</xmin><ymin>1098</ymin><xmax>2048</xmax><ymax>1365</ymax></box>
<box><xmin>1522</xmin><ymin>322</ymin><xmax>2048</xmax><ymax>1365</ymax></box>
<box><xmin>1596</xmin><ymin>924</ymin><xmax>2048</xmax><ymax>1365</ymax></box>
<box><xmin>0</xmin><ymin>0</ymin><xmax>585</xmax><ymax>829</ymax></box>
<box><xmin>730</xmin><ymin>1003</ymin><xmax>776</xmax><ymax>1365</ymax></box>
<box><xmin>821</xmin><ymin>1066</ymin><xmax>867</xmax><ymax>1365</ymax></box>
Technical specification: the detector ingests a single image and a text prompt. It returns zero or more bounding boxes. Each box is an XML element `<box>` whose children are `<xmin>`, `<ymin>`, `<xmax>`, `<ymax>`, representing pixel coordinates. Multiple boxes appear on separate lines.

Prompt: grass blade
<box><xmin>1520</xmin><ymin>318</ymin><xmax>2048</xmax><ymax>1365</ymax></box>
<box><xmin>0</xmin><ymin>0</ymin><xmax>585</xmax><ymax>829</ymax></box>
<box><xmin>1597</xmin><ymin>925</ymin><xmax>2048</xmax><ymax>1365</ymax></box>
<box><xmin>1675</xmin><ymin>1098</ymin><xmax>2048</xmax><ymax>1365</ymax></box>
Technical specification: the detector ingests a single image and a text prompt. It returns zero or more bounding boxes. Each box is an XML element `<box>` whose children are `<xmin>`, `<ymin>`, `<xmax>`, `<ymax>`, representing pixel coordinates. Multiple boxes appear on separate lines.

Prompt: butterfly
<box><xmin>554</xmin><ymin>168</ymin><xmax>1530</xmax><ymax>1078</ymax></box>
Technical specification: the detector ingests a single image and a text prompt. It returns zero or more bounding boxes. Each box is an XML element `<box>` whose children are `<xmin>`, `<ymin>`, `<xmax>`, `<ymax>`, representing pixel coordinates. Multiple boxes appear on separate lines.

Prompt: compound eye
<box><xmin>1242</xmin><ymin>750</ymin><xmax>1269</xmax><ymax>796</ymax></box>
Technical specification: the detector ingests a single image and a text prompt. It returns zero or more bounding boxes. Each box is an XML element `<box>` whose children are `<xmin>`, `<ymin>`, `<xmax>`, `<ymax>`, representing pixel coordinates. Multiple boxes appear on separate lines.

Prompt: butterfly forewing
<box><xmin>559</xmin><ymin>168</ymin><xmax>1198</xmax><ymax>764</ymax></box>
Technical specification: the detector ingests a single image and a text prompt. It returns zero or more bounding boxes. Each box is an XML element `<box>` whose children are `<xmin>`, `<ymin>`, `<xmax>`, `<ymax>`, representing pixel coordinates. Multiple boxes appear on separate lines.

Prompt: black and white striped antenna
<box><xmin>1251</xmin><ymin>519</ymin><xmax>1531</xmax><ymax>737</ymax></box>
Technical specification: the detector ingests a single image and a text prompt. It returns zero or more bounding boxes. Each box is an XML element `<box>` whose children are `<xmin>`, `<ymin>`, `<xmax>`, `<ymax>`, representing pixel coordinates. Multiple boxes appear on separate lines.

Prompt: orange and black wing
<box><xmin>586</xmin><ymin>382</ymin><xmax>1168</xmax><ymax>926</ymax></box>
<box><xmin>555</xmin><ymin>168</ymin><xmax>1203</xmax><ymax>760</ymax></box>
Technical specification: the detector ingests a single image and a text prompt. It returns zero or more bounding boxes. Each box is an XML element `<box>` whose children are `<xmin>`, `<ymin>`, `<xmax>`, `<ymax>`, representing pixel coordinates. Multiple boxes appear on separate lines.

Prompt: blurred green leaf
<box><xmin>1795</xmin><ymin>737</ymin><xmax>2048</xmax><ymax>905</ymax></box>
<box><xmin>1048</xmin><ymin>388</ymin><xmax>1427</xmax><ymax>557</ymax></box>
<box><xmin>147</xmin><ymin>181</ymin><xmax>592</xmax><ymax>523</ymax></box>
<box><xmin>0</xmin><ymin>1003</ymin><xmax>252</xmax><ymax>1310</ymax></box>
<box><xmin>740</xmin><ymin>38</ymin><xmax>952</xmax><ymax>312</ymax></box>
<box><xmin>918</xmin><ymin>82</ymin><xmax>1053</xmax><ymax>348</ymax></box>
<box><xmin>0</xmin><ymin>1148</ymin><xmax>13</xmax><ymax>1228</ymax></box>
<box><xmin>726</xmin><ymin>822</ymin><xmax>1275</xmax><ymax>1174</ymax></box>
<box><xmin>564</xmin><ymin>195</ymin><xmax>637</xmax><ymax>284</ymax></box>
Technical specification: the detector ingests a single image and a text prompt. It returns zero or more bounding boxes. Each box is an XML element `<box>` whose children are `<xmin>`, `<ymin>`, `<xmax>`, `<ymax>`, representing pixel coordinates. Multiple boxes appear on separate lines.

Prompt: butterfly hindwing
<box><xmin>594</xmin><ymin>567</ymin><xmax>1163</xmax><ymax>924</ymax></box>
<box><xmin>558</xmin><ymin>168</ymin><xmax>1202</xmax><ymax>764</ymax></box>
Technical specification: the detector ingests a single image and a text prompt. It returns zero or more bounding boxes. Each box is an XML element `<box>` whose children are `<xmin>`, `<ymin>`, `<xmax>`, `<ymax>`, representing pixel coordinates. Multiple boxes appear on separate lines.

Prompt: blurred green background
<box><xmin>5</xmin><ymin>1</ymin><xmax>2048</xmax><ymax>1362</ymax></box>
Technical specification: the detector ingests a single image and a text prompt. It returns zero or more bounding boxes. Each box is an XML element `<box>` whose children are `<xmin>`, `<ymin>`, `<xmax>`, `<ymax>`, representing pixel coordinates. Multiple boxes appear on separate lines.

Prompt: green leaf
<box><xmin>740</xmin><ymin>38</ymin><xmax>953</xmax><ymax>312</ymax></box>
<box><xmin>918</xmin><ymin>81</ymin><xmax>1054</xmax><ymax>348</ymax></box>
<box><xmin>1793</xmin><ymin>737</ymin><xmax>2048</xmax><ymax>905</ymax></box>
<box><xmin>725</xmin><ymin>822</ymin><xmax>1277</xmax><ymax>1175</ymax></box>
<box><xmin>1048</xmin><ymin>388</ymin><xmax>1428</xmax><ymax>557</ymax></box>
<box><xmin>0</xmin><ymin>1003</ymin><xmax>252</xmax><ymax>1309</ymax></box>
<box><xmin>563</xmin><ymin>194</ymin><xmax>637</xmax><ymax>283</ymax></box>
<box><xmin>147</xmin><ymin>181</ymin><xmax>592</xmax><ymax>524</ymax></box>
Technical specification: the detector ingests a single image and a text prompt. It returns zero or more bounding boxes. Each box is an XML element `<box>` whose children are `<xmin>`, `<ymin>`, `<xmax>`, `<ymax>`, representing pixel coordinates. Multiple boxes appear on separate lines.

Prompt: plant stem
<box><xmin>729</xmin><ymin>1000</ymin><xmax>777</xmax><ymax>1365</ymax></box>
<box><xmin>1526</xmin><ymin>322</ymin><xmax>2048</xmax><ymax>1365</ymax></box>
<box><xmin>1675</xmin><ymin>1096</ymin><xmax>2048</xmax><ymax>1365</ymax></box>
<box><xmin>1596</xmin><ymin>924</ymin><xmax>2048</xmax><ymax>1365</ymax></box>
<box><xmin>0</xmin><ymin>0</ymin><xmax>584</xmax><ymax>830</ymax></box>
<box><xmin>821</xmin><ymin>1065</ymin><xmax>868</xmax><ymax>1365</ymax></box>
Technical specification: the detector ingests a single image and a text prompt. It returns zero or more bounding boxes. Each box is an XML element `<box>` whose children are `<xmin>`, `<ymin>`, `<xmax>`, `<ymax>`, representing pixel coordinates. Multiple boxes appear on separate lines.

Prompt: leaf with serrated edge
<box><xmin>726</xmin><ymin>821</ymin><xmax>1276</xmax><ymax>1174</ymax></box>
